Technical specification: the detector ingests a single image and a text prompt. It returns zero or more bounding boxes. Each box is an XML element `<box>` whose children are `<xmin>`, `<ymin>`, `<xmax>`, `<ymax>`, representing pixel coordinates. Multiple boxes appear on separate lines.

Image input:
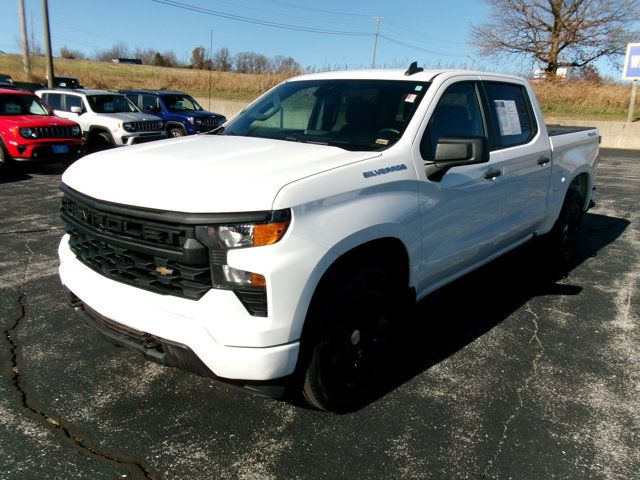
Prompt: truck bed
<box><xmin>546</xmin><ymin>124</ymin><xmax>595</xmax><ymax>136</ymax></box>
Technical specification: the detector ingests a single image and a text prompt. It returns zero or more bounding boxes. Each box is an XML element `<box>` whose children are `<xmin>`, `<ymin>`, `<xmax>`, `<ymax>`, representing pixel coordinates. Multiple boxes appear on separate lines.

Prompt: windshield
<box><xmin>161</xmin><ymin>94</ymin><xmax>203</xmax><ymax>112</ymax></box>
<box><xmin>87</xmin><ymin>94</ymin><xmax>139</xmax><ymax>114</ymax></box>
<box><xmin>0</xmin><ymin>94</ymin><xmax>51</xmax><ymax>116</ymax></box>
<box><xmin>222</xmin><ymin>79</ymin><xmax>429</xmax><ymax>151</ymax></box>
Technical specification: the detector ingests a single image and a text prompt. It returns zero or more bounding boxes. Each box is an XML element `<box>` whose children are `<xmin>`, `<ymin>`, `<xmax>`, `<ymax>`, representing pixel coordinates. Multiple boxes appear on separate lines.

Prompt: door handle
<box><xmin>484</xmin><ymin>169</ymin><xmax>502</xmax><ymax>180</ymax></box>
<box><xmin>537</xmin><ymin>156</ymin><xmax>551</xmax><ymax>166</ymax></box>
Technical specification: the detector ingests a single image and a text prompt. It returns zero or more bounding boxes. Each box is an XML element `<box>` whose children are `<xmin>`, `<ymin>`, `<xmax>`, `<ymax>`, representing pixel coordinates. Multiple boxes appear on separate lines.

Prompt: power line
<box><xmin>384</xmin><ymin>21</ymin><xmax>470</xmax><ymax>47</ymax></box>
<box><xmin>378</xmin><ymin>34</ymin><xmax>470</xmax><ymax>58</ymax></box>
<box><xmin>151</xmin><ymin>0</ymin><xmax>373</xmax><ymax>36</ymax></box>
<box><xmin>255</xmin><ymin>0</ymin><xmax>375</xmax><ymax>18</ymax></box>
<box><xmin>206</xmin><ymin>0</ymin><xmax>372</xmax><ymax>27</ymax></box>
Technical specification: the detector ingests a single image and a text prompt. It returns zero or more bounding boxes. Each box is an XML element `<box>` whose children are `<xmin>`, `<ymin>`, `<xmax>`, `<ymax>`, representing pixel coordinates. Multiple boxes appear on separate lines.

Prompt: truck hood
<box><xmin>62</xmin><ymin>135</ymin><xmax>380</xmax><ymax>212</ymax></box>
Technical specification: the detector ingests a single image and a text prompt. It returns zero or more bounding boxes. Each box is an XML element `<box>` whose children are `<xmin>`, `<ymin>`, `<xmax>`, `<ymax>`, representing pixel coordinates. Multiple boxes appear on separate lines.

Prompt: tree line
<box><xmin>58</xmin><ymin>42</ymin><xmax>301</xmax><ymax>74</ymax></box>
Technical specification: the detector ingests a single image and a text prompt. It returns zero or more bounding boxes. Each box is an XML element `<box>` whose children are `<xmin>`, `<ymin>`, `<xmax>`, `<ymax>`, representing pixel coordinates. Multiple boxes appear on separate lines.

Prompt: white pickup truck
<box><xmin>58</xmin><ymin>65</ymin><xmax>598</xmax><ymax>411</ymax></box>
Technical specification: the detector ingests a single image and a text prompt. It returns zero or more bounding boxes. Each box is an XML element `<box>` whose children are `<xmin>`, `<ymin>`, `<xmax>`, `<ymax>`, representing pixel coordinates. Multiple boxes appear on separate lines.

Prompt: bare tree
<box><xmin>212</xmin><ymin>47</ymin><xmax>232</xmax><ymax>71</ymax></box>
<box><xmin>234</xmin><ymin>51</ymin><xmax>270</xmax><ymax>74</ymax></box>
<box><xmin>59</xmin><ymin>46</ymin><xmax>85</xmax><ymax>60</ymax></box>
<box><xmin>471</xmin><ymin>0</ymin><xmax>639</xmax><ymax>77</ymax></box>
<box><xmin>95</xmin><ymin>42</ymin><xmax>130</xmax><ymax>62</ymax></box>
<box><xmin>271</xmin><ymin>55</ymin><xmax>301</xmax><ymax>74</ymax></box>
<box><xmin>191</xmin><ymin>46</ymin><xmax>209</xmax><ymax>69</ymax></box>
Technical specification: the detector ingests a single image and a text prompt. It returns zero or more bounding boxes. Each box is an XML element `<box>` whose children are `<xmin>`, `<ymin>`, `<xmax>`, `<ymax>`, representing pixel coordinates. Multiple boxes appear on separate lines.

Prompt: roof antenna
<box><xmin>404</xmin><ymin>61</ymin><xmax>423</xmax><ymax>76</ymax></box>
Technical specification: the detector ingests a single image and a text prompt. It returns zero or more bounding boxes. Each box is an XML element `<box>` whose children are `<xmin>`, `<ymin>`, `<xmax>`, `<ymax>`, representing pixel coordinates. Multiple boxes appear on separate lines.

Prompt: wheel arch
<box><xmin>296</xmin><ymin>236</ymin><xmax>411</xmax><ymax>343</ymax></box>
<box><xmin>166</xmin><ymin>121</ymin><xmax>187</xmax><ymax>135</ymax></box>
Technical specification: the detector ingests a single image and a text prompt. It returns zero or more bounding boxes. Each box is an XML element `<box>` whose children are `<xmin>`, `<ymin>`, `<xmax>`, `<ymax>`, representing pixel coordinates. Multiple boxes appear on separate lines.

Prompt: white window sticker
<box><xmin>494</xmin><ymin>99</ymin><xmax>522</xmax><ymax>136</ymax></box>
<box><xmin>405</xmin><ymin>93</ymin><xmax>417</xmax><ymax>103</ymax></box>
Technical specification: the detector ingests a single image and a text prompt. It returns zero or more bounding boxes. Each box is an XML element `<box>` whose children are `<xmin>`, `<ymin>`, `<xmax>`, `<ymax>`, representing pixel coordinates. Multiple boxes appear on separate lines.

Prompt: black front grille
<box><xmin>67</xmin><ymin>227</ymin><xmax>212</xmax><ymax>300</ymax></box>
<box><xmin>133</xmin><ymin>121</ymin><xmax>160</xmax><ymax>132</ymax></box>
<box><xmin>61</xmin><ymin>193</ymin><xmax>212</xmax><ymax>300</ymax></box>
<box><xmin>35</xmin><ymin>126</ymin><xmax>76</xmax><ymax>138</ymax></box>
<box><xmin>61</xmin><ymin>195</ymin><xmax>192</xmax><ymax>249</ymax></box>
<box><xmin>199</xmin><ymin>115</ymin><xmax>225</xmax><ymax>130</ymax></box>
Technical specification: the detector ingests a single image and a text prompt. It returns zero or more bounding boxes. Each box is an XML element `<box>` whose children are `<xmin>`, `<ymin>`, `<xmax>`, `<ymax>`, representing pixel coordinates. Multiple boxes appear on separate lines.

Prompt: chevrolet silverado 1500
<box><xmin>58</xmin><ymin>65</ymin><xmax>599</xmax><ymax>411</ymax></box>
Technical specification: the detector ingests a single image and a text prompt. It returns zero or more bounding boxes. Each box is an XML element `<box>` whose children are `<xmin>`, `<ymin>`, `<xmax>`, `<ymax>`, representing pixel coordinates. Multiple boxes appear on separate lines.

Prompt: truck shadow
<box><xmin>0</xmin><ymin>162</ymin><xmax>69</xmax><ymax>184</ymax></box>
<box><xmin>365</xmin><ymin>212</ymin><xmax>629</xmax><ymax>412</ymax></box>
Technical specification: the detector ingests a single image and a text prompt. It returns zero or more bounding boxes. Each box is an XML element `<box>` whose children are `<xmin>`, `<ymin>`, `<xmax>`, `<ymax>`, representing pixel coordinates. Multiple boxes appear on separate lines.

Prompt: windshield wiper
<box><xmin>284</xmin><ymin>136</ymin><xmax>329</xmax><ymax>146</ymax></box>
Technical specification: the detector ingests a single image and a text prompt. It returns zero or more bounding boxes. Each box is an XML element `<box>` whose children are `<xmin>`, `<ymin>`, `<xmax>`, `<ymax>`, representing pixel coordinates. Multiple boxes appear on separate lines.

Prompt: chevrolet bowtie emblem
<box><xmin>155</xmin><ymin>266</ymin><xmax>174</xmax><ymax>276</ymax></box>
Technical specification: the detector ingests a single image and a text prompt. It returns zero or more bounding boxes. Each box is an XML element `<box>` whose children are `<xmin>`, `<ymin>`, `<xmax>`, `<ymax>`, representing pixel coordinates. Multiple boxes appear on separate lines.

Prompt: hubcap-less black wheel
<box><xmin>318</xmin><ymin>290</ymin><xmax>392</xmax><ymax>397</ymax></box>
<box><xmin>303</xmin><ymin>266</ymin><xmax>401</xmax><ymax>412</ymax></box>
<box><xmin>560</xmin><ymin>199</ymin><xmax>582</xmax><ymax>259</ymax></box>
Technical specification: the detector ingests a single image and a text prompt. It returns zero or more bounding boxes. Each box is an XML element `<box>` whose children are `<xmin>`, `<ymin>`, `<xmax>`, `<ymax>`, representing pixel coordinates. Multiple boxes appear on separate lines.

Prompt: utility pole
<box><xmin>17</xmin><ymin>0</ymin><xmax>31</xmax><ymax>79</ymax></box>
<box><xmin>627</xmin><ymin>80</ymin><xmax>637</xmax><ymax>123</ymax></box>
<box><xmin>208</xmin><ymin>28</ymin><xmax>213</xmax><ymax>110</ymax></box>
<box><xmin>371</xmin><ymin>16</ymin><xmax>383</xmax><ymax>69</ymax></box>
<box><xmin>42</xmin><ymin>0</ymin><xmax>54</xmax><ymax>88</ymax></box>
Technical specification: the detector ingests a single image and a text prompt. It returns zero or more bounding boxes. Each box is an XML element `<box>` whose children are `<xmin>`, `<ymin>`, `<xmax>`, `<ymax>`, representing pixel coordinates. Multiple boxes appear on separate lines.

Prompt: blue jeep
<box><xmin>119</xmin><ymin>90</ymin><xmax>226</xmax><ymax>137</ymax></box>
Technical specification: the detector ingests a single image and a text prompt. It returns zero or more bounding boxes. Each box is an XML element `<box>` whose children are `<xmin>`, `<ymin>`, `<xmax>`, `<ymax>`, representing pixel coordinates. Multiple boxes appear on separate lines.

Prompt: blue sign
<box><xmin>623</xmin><ymin>43</ymin><xmax>640</xmax><ymax>80</ymax></box>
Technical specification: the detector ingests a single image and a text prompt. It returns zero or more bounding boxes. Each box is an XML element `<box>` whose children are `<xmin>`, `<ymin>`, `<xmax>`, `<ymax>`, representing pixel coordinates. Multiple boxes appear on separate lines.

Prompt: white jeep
<box><xmin>36</xmin><ymin>89</ymin><xmax>167</xmax><ymax>151</ymax></box>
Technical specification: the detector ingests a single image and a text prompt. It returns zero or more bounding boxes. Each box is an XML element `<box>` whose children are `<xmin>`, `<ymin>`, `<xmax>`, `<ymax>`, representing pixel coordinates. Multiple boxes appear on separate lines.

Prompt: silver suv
<box><xmin>36</xmin><ymin>89</ymin><xmax>167</xmax><ymax>151</ymax></box>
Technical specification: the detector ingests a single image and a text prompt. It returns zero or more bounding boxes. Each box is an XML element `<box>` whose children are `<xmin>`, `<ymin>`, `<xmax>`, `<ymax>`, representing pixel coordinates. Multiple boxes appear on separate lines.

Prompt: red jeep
<box><xmin>0</xmin><ymin>88</ymin><xmax>85</xmax><ymax>170</ymax></box>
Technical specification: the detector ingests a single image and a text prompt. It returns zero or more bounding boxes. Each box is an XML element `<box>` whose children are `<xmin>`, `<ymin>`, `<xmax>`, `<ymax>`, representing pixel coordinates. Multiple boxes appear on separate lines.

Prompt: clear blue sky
<box><xmin>0</xmin><ymin>0</ymin><xmax>635</xmax><ymax>79</ymax></box>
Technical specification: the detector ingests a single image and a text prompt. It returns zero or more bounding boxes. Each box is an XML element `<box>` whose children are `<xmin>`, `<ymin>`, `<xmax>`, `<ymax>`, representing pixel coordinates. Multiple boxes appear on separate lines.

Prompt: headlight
<box><xmin>195</xmin><ymin>210</ymin><xmax>290</xmax><ymax>294</ymax></box>
<box><xmin>123</xmin><ymin>122</ymin><xmax>135</xmax><ymax>132</ymax></box>
<box><xmin>157</xmin><ymin>121</ymin><xmax>164</xmax><ymax>130</ymax></box>
<box><xmin>206</xmin><ymin>218</ymin><xmax>290</xmax><ymax>249</ymax></box>
<box><xmin>187</xmin><ymin>116</ymin><xmax>195</xmax><ymax>125</ymax></box>
<box><xmin>19</xmin><ymin>127</ymin><xmax>37</xmax><ymax>139</ymax></box>
<box><xmin>70</xmin><ymin>125</ymin><xmax>81</xmax><ymax>136</ymax></box>
<box><xmin>195</xmin><ymin>118</ymin><xmax>203</xmax><ymax>125</ymax></box>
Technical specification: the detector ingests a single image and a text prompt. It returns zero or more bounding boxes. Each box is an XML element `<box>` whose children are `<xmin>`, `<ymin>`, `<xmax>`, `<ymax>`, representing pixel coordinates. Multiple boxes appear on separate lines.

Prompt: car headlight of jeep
<box><xmin>195</xmin><ymin>210</ymin><xmax>290</xmax><ymax>291</ymax></box>
<box><xmin>19</xmin><ymin>127</ymin><xmax>37</xmax><ymax>138</ymax></box>
<box><xmin>70</xmin><ymin>125</ymin><xmax>81</xmax><ymax>136</ymax></box>
<box><xmin>123</xmin><ymin>122</ymin><xmax>136</xmax><ymax>132</ymax></box>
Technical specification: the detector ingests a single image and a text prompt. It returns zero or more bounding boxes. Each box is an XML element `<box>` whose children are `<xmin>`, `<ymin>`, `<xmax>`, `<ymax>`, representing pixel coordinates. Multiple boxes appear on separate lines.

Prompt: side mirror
<box><xmin>426</xmin><ymin>136</ymin><xmax>489</xmax><ymax>181</ymax></box>
<box><xmin>70</xmin><ymin>106</ymin><xmax>83</xmax><ymax>114</ymax></box>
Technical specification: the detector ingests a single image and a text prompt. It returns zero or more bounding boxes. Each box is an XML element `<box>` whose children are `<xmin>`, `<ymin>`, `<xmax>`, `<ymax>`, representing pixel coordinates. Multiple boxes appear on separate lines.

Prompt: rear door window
<box><xmin>141</xmin><ymin>94</ymin><xmax>158</xmax><ymax>111</ymax></box>
<box><xmin>44</xmin><ymin>93</ymin><xmax>62</xmax><ymax>110</ymax></box>
<box><xmin>483</xmin><ymin>82</ymin><xmax>536</xmax><ymax>148</ymax></box>
<box><xmin>64</xmin><ymin>94</ymin><xmax>83</xmax><ymax>112</ymax></box>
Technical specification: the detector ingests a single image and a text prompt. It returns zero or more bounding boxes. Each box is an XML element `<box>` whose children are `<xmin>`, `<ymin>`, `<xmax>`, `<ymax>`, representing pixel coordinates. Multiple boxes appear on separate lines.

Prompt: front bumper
<box><xmin>58</xmin><ymin>237</ymin><xmax>300</xmax><ymax>383</ymax></box>
<box><xmin>68</xmin><ymin>291</ymin><xmax>289</xmax><ymax>397</ymax></box>
<box><xmin>120</xmin><ymin>132</ymin><xmax>168</xmax><ymax>146</ymax></box>
<box><xmin>7</xmin><ymin>139</ymin><xmax>85</xmax><ymax>162</ymax></box>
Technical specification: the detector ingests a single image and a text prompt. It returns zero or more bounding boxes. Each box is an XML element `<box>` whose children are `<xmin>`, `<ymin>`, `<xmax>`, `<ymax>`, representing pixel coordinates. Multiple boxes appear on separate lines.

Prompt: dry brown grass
<box><xmin>0</xmin><ymin>54</ymin><xmax>290</xmax><ymax>100</ymax></box>
<box><xmin>1</xmin><ymin>54</ymin><xmax>635</xmax><ymax>117</ymax></box>
<box><xmin>532</xmin><ymin>80</ymin><xmax>634</xmax><ymax>118</ymax></box>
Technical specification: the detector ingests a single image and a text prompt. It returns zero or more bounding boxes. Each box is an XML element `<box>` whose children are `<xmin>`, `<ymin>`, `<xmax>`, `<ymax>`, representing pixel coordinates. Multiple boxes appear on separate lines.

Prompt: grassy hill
<box><xmin>0</xmin><ymin>54</ymin><xmax>634</xmax><ymax>118</ymax></box>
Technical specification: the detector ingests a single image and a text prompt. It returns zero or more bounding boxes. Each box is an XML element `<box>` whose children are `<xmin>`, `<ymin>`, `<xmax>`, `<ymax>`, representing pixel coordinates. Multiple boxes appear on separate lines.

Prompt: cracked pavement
<box><xmin>1</xmin><ymin>150</ymin><xmax>639</xmax><ymax>479</ymax></box>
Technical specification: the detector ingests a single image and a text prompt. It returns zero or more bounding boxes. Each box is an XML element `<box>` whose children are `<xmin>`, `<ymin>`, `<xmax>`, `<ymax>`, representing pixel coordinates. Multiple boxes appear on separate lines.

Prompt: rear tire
<box><xmin>302</xmin><ymin>265</ymin><xmax>403</xmax><ymax>412</ymax></box>
<box><xmin>544</xmin><ymin>188</ymin><xmax>584</xmax><ymax>263</ymax></box>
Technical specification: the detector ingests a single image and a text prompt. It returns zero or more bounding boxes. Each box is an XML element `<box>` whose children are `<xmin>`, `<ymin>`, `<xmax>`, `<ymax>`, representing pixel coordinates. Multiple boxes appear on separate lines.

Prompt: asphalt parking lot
<box><xmin>1</xmin><ymin>148</ymin><xmax>639</xmax><ymax>480</ymax></box>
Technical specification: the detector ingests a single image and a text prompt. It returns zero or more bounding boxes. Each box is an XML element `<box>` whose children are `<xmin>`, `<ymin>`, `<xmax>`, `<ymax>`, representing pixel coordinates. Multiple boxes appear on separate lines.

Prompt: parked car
<box><xmin>120</xmin><ymin>89</ymin><xmax>226</xmax><ymax>137</ymax></box>
<box><xmin>0</xmin><ymin>88</ymin><xmax>84</xmax><ymax>170</ymax></box>
<box><xmin>50</xmin><ymin>76</ymin><xmax>83</xmax><ymax>89</ymax></box>
<box><xmin>36</xmin><ymin>89</ymin><xmax>166</xmax><ymax>151</ymax></box>
<box><xmin>58</xmin><ymin>65</ymin><xmax>599</xmax><ymax>411</ymax></box>
<box><xmin>0</xmin><ymin>73</ymin><xmax>14</xmax><ymax>84</ymax></box>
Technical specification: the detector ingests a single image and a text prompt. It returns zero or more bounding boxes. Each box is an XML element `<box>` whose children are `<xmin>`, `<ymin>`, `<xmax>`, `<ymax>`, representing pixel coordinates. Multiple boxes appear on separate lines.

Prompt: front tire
<box><xmin>91</xmin><ymin>132</ymin><xmax>114</xmax><ymax>152</ymax></box>
<box><xmin>302</xmin><ymin>265</ymin><xmax>403</xmax><ymax>412</ymax></box>
<box><xmin>169</xmin><ymin>127</ymin><xmax>185</xmax><ymax>138</ymax></box>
